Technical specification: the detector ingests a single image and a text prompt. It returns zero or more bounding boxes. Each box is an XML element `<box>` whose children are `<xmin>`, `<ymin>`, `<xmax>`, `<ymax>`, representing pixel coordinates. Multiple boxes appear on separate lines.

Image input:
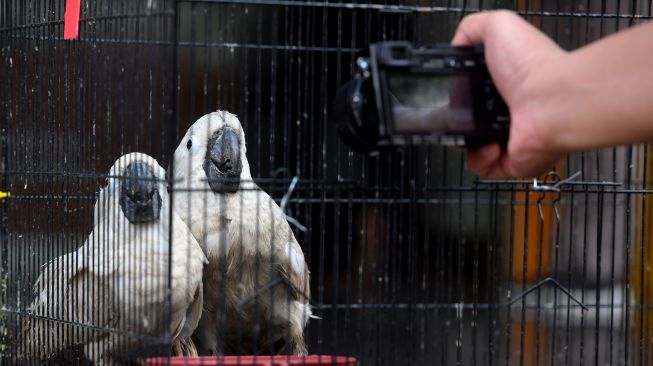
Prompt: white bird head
<box><xmin>173</xmin><ymin>111</ymin><xmax>252</xmax><ymax>194</ymax></box>
<box><xmin>96</xmin><ymin>152</ymin><xmax>168</xmax><ymax>225</ymax></box>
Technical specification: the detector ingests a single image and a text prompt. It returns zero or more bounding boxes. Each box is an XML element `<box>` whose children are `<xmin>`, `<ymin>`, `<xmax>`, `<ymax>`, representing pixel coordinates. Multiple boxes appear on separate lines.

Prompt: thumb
<box><xmin>452</xmin><ymin>10</ymin><xmax>522</xmax><ymax>46</ymax></box>
<box><xmin>451</xmin><ymin>11</ymin><xmax>495</xmax><ymax>46</ymax></box>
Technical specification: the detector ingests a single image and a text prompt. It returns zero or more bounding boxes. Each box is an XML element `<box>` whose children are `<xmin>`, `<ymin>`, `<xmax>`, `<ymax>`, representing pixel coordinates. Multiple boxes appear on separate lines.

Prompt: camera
<box><xmin>330</xmin><ymin>41</ymin><xmax>510</xmax><ymax>152</ymax></box>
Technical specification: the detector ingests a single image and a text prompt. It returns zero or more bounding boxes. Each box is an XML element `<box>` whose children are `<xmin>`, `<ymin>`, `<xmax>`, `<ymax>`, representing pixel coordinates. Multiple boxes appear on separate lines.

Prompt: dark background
<box><xmin>2</xmin><ymin>1</ymin><xmax>653</xmax><ymax>365</ymax></box>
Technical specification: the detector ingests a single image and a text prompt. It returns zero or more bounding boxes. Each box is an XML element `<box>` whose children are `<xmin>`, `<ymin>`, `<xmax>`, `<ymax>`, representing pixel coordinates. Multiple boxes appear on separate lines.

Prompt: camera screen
<box><xmin>386</xmin><ymin>71</ymin><xmax>474</xmax><ymax>134</ymax></box>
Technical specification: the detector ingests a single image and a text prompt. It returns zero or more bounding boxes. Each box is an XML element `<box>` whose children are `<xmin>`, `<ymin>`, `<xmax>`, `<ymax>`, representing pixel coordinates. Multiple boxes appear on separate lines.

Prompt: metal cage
<box><xmin>2</xmin><ymin>0</ymin><xmax>653</xmax><ymax>365</ymax></box>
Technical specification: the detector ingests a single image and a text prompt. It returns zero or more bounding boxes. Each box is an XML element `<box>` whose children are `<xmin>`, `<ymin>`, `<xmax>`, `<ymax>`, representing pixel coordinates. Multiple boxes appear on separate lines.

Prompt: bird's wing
<box><xmin>177</xmin><ymin>285</ymin><xmax>203</xmax><ymax>341</ymax></box>
<box><xmin>19</xmin><ymin>252</ymin><xmax>78</xmax><ymax>359</ymax></box>
<box><xmin>18</xmin><ymin>236</ymin><xmax>118</xmax><ymax>361</ymax></box>
<box><xmin>170</xmin><ymin>210</ymin><xmax>207</xmax><ymax>340</ymax></box>
<box><xmin>273</xmin><ymin>222</ymin><xmax>310</xmax><ymax>304</ymax></box>
<box><xmin>246</xmin><ymin>192</ymin><xmax>310</xmax><ymax>304</ymax></box>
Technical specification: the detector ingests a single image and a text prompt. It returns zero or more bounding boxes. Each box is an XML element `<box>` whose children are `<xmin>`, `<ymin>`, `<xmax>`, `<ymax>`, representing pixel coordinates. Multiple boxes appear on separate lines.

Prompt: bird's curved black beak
<box><xmin>203</xmin><ymin>126</ymin><xmax>243</xmax><ymax>193</ymax></box>
<box><xmin>119</xmin><ymin>161</ymin><xmax>162</xmax><ymax>224</ymax></box>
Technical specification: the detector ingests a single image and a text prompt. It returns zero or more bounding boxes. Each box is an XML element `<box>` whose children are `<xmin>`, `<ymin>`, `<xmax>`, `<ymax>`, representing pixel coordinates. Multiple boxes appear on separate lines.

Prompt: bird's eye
<box><xmin>187</xmin><ymin>140</ymin><xmax>193</xmax><ymax>150</ymax></box>
<box><xmin>101</xmin><ymin>178</ymin><xmax>109</xmax><ymax>188</ymax></box>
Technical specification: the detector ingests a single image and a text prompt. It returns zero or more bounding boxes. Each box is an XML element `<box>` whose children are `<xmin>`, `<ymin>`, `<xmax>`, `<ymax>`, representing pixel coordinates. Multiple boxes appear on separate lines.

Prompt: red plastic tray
<box><xmin>146</xmin><ymin>355</ymin><xmax>357</xmax><ymax>366</ymax></box>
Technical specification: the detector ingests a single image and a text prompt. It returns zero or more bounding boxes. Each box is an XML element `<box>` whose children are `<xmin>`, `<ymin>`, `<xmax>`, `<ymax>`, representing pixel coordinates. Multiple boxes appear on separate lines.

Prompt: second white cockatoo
<box><xmin>172</xmin><ymin>111</ymin><xmax>312</xmax><ymax>355</ymax></box>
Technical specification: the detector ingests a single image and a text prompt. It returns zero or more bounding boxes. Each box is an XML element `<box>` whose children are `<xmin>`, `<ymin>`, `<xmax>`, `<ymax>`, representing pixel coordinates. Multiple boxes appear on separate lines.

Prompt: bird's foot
<box><xmin>172</xmin><ymin>337</ymin><xmax>198</xmax><ymax>357</ymax></box>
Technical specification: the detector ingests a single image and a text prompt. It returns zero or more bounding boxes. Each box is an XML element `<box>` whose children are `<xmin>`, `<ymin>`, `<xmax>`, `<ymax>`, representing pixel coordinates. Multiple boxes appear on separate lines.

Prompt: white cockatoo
<box><xmin>172</xmin><ymin>111</ymin><xmax>311</xmax><ymax>355</ymax></box>
<box><xmin>20</xmin><ymin>152</ymin><xmax>207</xmax><ymax>365</ymax></box>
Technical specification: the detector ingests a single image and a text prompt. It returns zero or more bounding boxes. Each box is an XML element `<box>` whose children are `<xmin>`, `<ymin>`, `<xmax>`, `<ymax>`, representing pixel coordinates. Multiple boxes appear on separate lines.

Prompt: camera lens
<box><xmin>330</xmin><ymin>77</ymin><xmax>378</xmax><ymax>152</ymax></box>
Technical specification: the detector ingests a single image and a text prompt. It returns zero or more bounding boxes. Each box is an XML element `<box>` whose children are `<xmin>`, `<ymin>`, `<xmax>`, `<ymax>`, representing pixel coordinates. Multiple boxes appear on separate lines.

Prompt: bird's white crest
<box><xmin>94</xmin><ymin>152</ymin><xmax>168</xmax><ymax>226</ymax></box>
<box><xmin>171</xmin><ymin>111</ymin><xmax>255</xmax><ymax>248</ymax></box>
<box><xmin>172</xmin><ymin>111</ymin><xmax>253</xmax><ymax>189</ymax></box>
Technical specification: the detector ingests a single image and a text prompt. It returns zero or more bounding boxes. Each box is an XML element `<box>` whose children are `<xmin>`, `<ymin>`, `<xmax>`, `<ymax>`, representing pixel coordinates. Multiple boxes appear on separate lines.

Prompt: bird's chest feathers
<box><xmin>203</xmin><ymin>191</ymin><xmax>282</xmax><ymax>261</ymax></box>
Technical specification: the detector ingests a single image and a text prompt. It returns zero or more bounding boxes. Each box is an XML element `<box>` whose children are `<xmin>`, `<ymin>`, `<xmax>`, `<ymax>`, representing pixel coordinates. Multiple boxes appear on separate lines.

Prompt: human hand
<box><xmin>452</xmin><ymin>10</ymin><xmax>569</xmax><ymax>178</ymax></box>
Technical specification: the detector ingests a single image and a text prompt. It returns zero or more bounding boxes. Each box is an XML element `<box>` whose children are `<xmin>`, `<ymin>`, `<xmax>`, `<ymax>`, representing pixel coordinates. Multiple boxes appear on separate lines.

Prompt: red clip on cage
<box><xmin>146</xmin><ymin>355</ymin><xmax>357</xmax><ymax>366</ymax></box>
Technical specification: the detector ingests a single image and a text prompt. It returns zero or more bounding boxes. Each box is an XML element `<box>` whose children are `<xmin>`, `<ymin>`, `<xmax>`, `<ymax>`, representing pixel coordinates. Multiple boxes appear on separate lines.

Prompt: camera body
<box><xmin>331</xmin><ymin>41</ymin><xmax>510</xmax><ymax>152</ymax></box>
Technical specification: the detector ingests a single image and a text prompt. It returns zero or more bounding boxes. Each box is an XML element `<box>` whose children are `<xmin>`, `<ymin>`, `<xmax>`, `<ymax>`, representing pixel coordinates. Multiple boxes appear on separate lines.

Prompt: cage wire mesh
<box><xmin>2</xmin><ymin>0</ymin><xmax>653</xmax><ymax>365</ymax></box>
